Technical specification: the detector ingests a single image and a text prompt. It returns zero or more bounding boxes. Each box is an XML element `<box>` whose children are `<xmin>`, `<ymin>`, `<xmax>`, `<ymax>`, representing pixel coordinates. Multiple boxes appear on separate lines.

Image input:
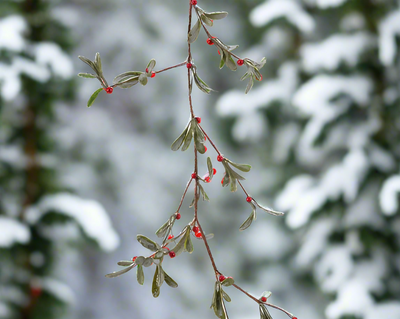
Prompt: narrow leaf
<box><xmin>113</xmin><ymin>71</ymin><xmax>142</xmax><ymax>84</ymax></box>
<box><xmin>225</xmin><ymin>53</ymin><xmax>237</xmax><ymax>71</ymax></box>
<box><xmin>188</xmin><ymin>19</ymin><xmax>201</xmax><ymax>43</ymax></box>
<box><xmin>139</xmin><ymin>73</ymin><xmax>148</xmax><ymax>86</ymax></box>
<box><xmin>207</xmin><ymin>157</ymin><xmax>213</xmax><ymax>180</ymax></box>
<box><xmin>137</xmin><ymin>265</ymin><xmax>144</xmax><ymax>285</ymax></box>
<box><xmin>164</xmin><ymin>270</ymin><xmax>178</xmax><ymax>288</ymax></box>
<box><xmin>222</xmin><ymin>289</ymin><xmax>231</xmax><ymax>302</ymax></box>
<box><xmin>239</xmin><ymin>211</ymin><xmax>255</xmax><ymax>231</ymax></box>
<box><xmin>171</xmin><ymin>226</ymin><xmax>190</xmax><ymax>256</ymax></box>
<box><xmin>204</xmin><ymin>11</ymin><xmax>228</xmax><ymax>20</ymax></box>
<box><xmin>219</xmin><ymin>50</ymin><xmax>226</xmax><ymax>69</ymax></box>
<box><xmin>181</xmin><ymin>123</ymin><xmax>194</xmax><ymax>151</ymax></box>
<box><xmin>221</xmin><ymin>277</ymin><xmax>234</xmax><ymax>287</ymax></box>
<box><xmin>156</xmin><ymin>219</ymin><xmax>171</xmax><ymax>238</ymax></box>
<box><xmin>199</xmin><ymin>184</ymin><xmax>210</xmax><ymax>201</ymax></box>
<box><xmin>142</xmin><ymin>257</ymin><xmax>153</xmax><ymax>267</ymax></box>
<box><xmin>259</xmin><ymin>305</ymin><xmax>273</xmax><ymax>319</ymax></box>
<box><xmin>137</xmin><ymin>235</ymin><xmax>159</xmax><ymax>252</ymax></box>
<box><xmin>135</xmin><ymin>256</ymin><xmax>145</xmax><ymax>266</ymax></box>
<box><xmin>226</xmin><ymin>160</ymin><xmax>251</xmax><ymax>172</ymax></box>
<box><xmin>152</xmin><ymin>266</ymin><xmax>161</xmax><ymax>298</ymax></box>
<box><xmin>245</xmin><ymin>77</ymin><xmax>254</xmax><ymax>94</ymax></box>
<box><xmin>201</xmin><ymin>14</ymin><xmax>213</xmax><ymax>26</ymax></box>
<box><xmin>105</xmin><ymin>265</ymin><xmax>134</xmax><ymax>278</ymax></box>
<box><xmin>255</xmin><ymin>201</ymin><xmax>285</xmax><ymax>216</ymax></box>
<box><xmin>185</xmin><ymin>232</ymin><xmax>194</xmax><ymax>253</ymax></box>
<box><xmin>78</xmin><ymin>73</ymin><xmax>97</xmax><ymax>79</ymax></box>
<box><xmin>87</xmin><ymin>88</ymin><xmax>103</xmax><ymax>107</ymax></box>
<box><xmin>78</xmin><ymin>55</ymin><xmax>96</xmax><ymax>71</ymax></box>
<box><xmin>146</xmin><ymin>59</ymin><xmax>156</xmax><ymax>73</ymax></box>
<box><xmin>117</xmin><ymin>260</ymin><xmax>134</xmax><ymax>266</ymax></box>
<box><xmin>171</xmin><ymin>125</ymin><xmax>189</xmax><ymax>151</ymax></box>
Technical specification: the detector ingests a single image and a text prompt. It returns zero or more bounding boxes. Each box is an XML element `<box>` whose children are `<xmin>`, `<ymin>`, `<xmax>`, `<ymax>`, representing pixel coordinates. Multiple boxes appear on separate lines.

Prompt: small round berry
<box><xmin>207</xmin><ymin>38</ymin><xmax>214</xmax><ymax>45</ymax></box>
<box><xmin>261</xmin><ymin>297</ymin><xmax>267</xmax><ymax>302</ymax></box>
<box><xmin>292</xmin><ymin>317</ymin><xmax>297</xmax><ymax>319</ymax></box>
<box><xmin>246</xmin><ymin>196</ymin><xmax>252</xmax><ymax>203</ymax></box>
<box><xmin>145</xmin><ymin>68</ymin><xmax>149</xmax><ymax>73</ymax></box>
<box><xmin>132</xmin><ymin>256</ymin><xmax>137</xmax><ymax>262</ymax></box>
<box><xmin>219</xmin><ymin>275</ymin><xmax>226</xmax><ymax>282</ymax></box>
<box><xmin>176</xmin><ymin>213</ymin><xmax>181</xmax><ymax>220</ymax></box>
<box><xmin>218</xmin><ymin>50</ymin><xmax>220</xmax><ymax>55</ymax></box>
<box><xmin>204</xmin><ymin>136</ymin><xmax>207</xmax><ymax>141</ymax></box>
<box><xmin>195</xmin><ymin>232</ymin><xmax>202</xmax><ymax>238</ymax></box>
<box><xmin>221</xmin><ymin>177</ymin><xmax>224</xmax><ymax>184</ymax></box>
<box><xmin>151</xmin><ymin>71</ymin><xmax>156</xmax><ymax>78</ymax></box>
<box><xmin>193</xmin><ymin>226</ymin><xmax>199</xmax><ymax>233</ymax></box>
<box><xmin>195</xmin><ymin>117</ymin><xmax>201</xmax><ymax>123</ymax></box>
<box><xmin>204</xmin><ymin>146</ymin><xmax>208</xmax><ymax>153</ymax></box>
<box><xmin>169</xmin><ymin>251</ymin><xmax>176</xmax><ymax>258</ymax></box>
<box><xmin>187</xmin><ymin>63</ymin><xmax>192</xmax><ymax>69</ymax></box>
<box><xmin>191</xmin><ymin>0</ymin><xmax>197</xmax><ymax>5</ymax></box>
<box><xmin>217</xmin><ymin>155</ymin><xmax>224</xmax><ymax>162</ymax></box>
<box><xmin>30</xmin><ymin>287</ymin><xmax>42</xmax><ymax>298</ymax></box>
<box><xmin>168</xmin><ymin>235</ymin><xmax>174</xmax><ymax>240</ymax></box>
<box><xmin>213</xmin><ymin>168</ymin><xmax>217</xmax><ymax>175</ymax></box>
<box><xmin>205</xmin><ymin>177</ymin><xmax>211</xmax><ymax>183</ymax></box>
<box><xmin>191</xmin><ymin>173</ymin><xmax>197</xmax><ymax>179</ymax></box>
<box><xmin>237</xmin><ymin>59</ymin><xmax>244</xmax><ymax>66</ymax></box>
<box><xmin>105</xmin><ymin>87</ymin><xmax>113</xmax><ymax>94</ymax></box>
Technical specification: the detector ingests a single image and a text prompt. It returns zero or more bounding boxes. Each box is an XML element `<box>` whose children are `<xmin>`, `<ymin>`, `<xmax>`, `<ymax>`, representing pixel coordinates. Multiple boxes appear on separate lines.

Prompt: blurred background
<box><xmin>1</xmin><ymin>0</ymin><xmax>400</xmax><ymax>319</ymax></box>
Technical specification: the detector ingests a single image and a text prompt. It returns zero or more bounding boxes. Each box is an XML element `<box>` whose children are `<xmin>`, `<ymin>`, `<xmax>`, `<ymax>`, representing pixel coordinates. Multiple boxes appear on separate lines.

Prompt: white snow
<box><xmin>0</xmin><ymin>15</ymin><xmax>27</xmax><ymax>52</ymax></box>
<box><xmin>216</xmin><ymin>62</ymin><xmax>298</xmax><ymax>141</ymax></box>
<box><xmin>42</xmin><ymin>278</ymin><xmax>75</xmax><ymax>304</ymax></box>
<box><xmin>35</xmin><ymin>42</ymin><xmax>73</xmax><ymax>79</ymax></box>
<box><xmin>0</xmin><ymin>302</ymin><xmax>10</xmax><ymax>317</ymax></box>
<box><xmin>315</xmin><ymin>0</ymin><xmax>348</xmax><ymax>9</ymax></box>
<box><xmin>379</xmin><ymin>175</ymin><xmax>400</xmax><ymax>215</ymax></box>
<box><xmin>25</xmin><ymin>193</ymin><xmax>120</xmax><ymax>252</ymax></box>
<box><xmin>365</xmin><ymin>302</ymin><xmax>400</xmax><ymax>319</ymax></box>
<box><xmin>301</xmin><ymin>32</ymin><xmax>374</xmax><ymax>73</ymax></box>
<box><xmin>379</xmin><ymin>10</ymin><xmax>400</xmax><ymax>66</ymax></box>
<box><xmin>0</xmin><ymin>216</ymin><xmax>30</xmax><ymax>247</ymax></box>
<box><xmin>250</xmin><ymin>0</ymin><xmax>315</xmax><ymax>33</ymax></box>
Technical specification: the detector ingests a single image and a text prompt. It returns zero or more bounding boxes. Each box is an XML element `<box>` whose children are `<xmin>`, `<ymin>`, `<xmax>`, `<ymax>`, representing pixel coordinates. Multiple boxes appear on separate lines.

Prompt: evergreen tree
<box><xmin>218</xmin><ymin>0</ymin><xmax>400</xmax><ymax>318</ymax></box>
<box><xmin>0</xmin><ymin>1</ymin><xmax>118</xmax><ymax>318</ymax></box>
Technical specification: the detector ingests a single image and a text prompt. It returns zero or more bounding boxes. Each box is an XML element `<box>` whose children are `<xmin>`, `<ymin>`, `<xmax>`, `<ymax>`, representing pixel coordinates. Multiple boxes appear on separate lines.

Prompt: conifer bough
<box><xmin>78</xmin><ymin>1</ymin><xmax>296</xmax><ymax>319</ymax></box>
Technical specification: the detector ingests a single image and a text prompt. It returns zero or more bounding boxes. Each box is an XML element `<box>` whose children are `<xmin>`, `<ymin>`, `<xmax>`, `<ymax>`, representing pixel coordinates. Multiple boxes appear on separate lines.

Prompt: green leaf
<box><xmin>156</xmin><ymin>218</ymin><xmax>172</xmax><ymax>238</ymax></box>
<box><xmin>117</xmin><ymin>260</ymin><xmax>135</xmax><ymax>266</ymax></box>
<box><xmin>139</xmin><ymin>73</ymin><xmax>148</xmax><ymax>86</ymax></box>
<box><xmin>226</xmin><ymin>160</ymin><xmax>251</xmax><ymax>172</ymax></box>
<box><xmin>164</xmin><ymin>270</ymin><xmax>178</xmax><ymax>288</ymax></box>
<box><xmin>259</xmin><ymin>305</ymin><xmax>273</xmax><ymax>319</ymax></box>
<box><xmin>253</xmin><ymin>68</ymin><xmax>262</xmax><ymax>81</ymax></box>
<box><xmin>219</xmin><ymin>50</ymin><xmax>226</xmax><ymax>69</ymax></box>
<box><xmin>221</xmin><ymin>172</ymin><xmax>230</xmax><ymax>188</ymax></box>
<box><xmin>142</xmin><ymin>257</ymin><xmax>153</xmax><ymax>267</ymax></box>
<box><xmin>146</xmin><ymin>59</ymin><xmax>156</xmax><ymax>73</ymax></box>
<box><xmin>78</xmin><ymin>73</ymin><xmax>97</xmax><ymax>79</ymax></box>
<box><xmin>222</xmin><ymin>289</ymin><xmax>231</xmax><ymax>302</ymax></box>
<box><xmin>199</xmin><ymin>184</ymin><xmax>209</xmax><ymax>201</ymax></box>
<box><xmin>105</xmin><ymin>265</ymin><xmax>134</xmax><ymax>278</ymax></box>
<box><xmin>188</xmin><ymin>19</ymin><xmax>201</xmax><ymax>43</ymax></box>
<box><xmin>137</xmin><ymin>235</ymin><xmax>159</xmax><ymax>252</ymax></box>
<box><xmin>113</xmin><ymin>71</ymin><xmax>143</xmax><ymax>84</ymax></box>
<box><xmin>136</xmin><ymin>264</ymin><xmax>144</xmax><ymax>285</ymax></box>
<box><xmin>212</xmin><ymin>283</ymin><xmax>223</xmax><ymax>318</ymax></box>
<box><xmin>239</xmin><ymin>211</ymin><xmax>255</xmax><ymax>231</ymax></box>
<box><xmin>185</xmin><ymin>232</ymin><xmax>194</xmax><ymax>253</ymax></box>
<box><xmin>171</xmin><ymin>125</ymin><xmax>190</xmax><ymax>151</ymax></box>
<box><xmin>181</xmin><ymin>123</ymin><xmax>194</xmax><ymax>151</ymax></box>
<box><xmin>87</xmin><ymin>88</ymin><xmax>103</xmax><ymax>107</ymax></box>
<box><xmin>240</xmin><ymin>72</ymin><xmax>251</xmax><ymax>81</ymax></box>
<box><xmin>201</xmin><ymin>14</ymin><xmax>213</xmax><ymax>26</ymax></box>
<box><xmin>78</xmin><ymin>55</ymin><xmax>96</xmax><ymax>70</ymax></box>
<box><xmin>95</xmin><ymin>52</ymin><xmax>102</xmax><ymax>72</ymax></box>
<box><xmin>245</xmin><ymin>76</ymin><xmax>254</xmax><ymax>94</ymax></box>
<box><xmin>152</xmin><ymin>266</ymin><xmax>161</xmax><ymax>298</ymax></box>
<box><xmin>254</xmin><ymin>201</ymin><xmax>284</xmax><ymax>216</ymax></box>
<box><xmin>225</xmin><ymin>53</ymin><xmax>237</xmax><ymax>71</ymax></box>
<box><xmin>207</xmin><ymin>157</ymin><xmax>213</xmax><ymax>180</ymax></box>
<box><xmin>221</xmin><ymin>277</ymin><xmax>234</xmax><ymax>287</ymax></box>
<box><xmin>171</xmin><ymin>226</ymin><xmax>190</xmax><ymax>256</ymax></box>
<box><xmin>116</xmin><ymin>77</ymin><xmax>139</xmax><ymax>89</ymax></box>
<box><xmin>204</xmin><ymin>11</ymin><xmax>228</xmax><ymax>20</ymax></box>
<box><xmin>135</xmin><ymin>256</ymin><xmax>145</xmax><ymax>265</ymax></box>
<box><xmin>261</xmin><ymin>291</ymin><xmax>272</xmax><ymax>299</ymax></box>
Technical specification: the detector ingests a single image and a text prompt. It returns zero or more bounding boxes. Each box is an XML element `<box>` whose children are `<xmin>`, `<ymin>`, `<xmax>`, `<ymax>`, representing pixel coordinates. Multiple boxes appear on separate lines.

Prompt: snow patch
<box><xmin>301</xmin><ymin>32</ymin><xmax>374</xmax><ymax>73</ymax></box>
<box><xmin>42</xmin><ymin>278</ymin><xmax>75</xmax><ymax>305</ymax></box>
<box><xmin>25</xmin><ymin>193</ymin><xmax>119</xmax><ymax>252</ymax></box>
<box><xmin>380</xmin><ymin>175</ymin><xmax>400</xmax><ymax>216</ymax></box>
<box><xmin>315</xmin><ymin>0</ymin><xmax>348</xmax><ymax>9</ymax></box>
<box><xmin>0</xmin><ymin>216</ymin><xmax>30</xmax><ymax>248</ymax></box>
<box><xmin>35</xmin><ymin>42</ymin><xmax>73</xmax><ymax>79</ymax></box>
<box><xmin>365</xmin><ymin>302</ymin><xmax>400</xmax><ymax>319</ymax></box>
<box><xmin>0</xmin><ymin>15</ymin><xmax>27</xmax><ymax>52</ymax></box>
<box><xmin>0</xmin><ymin>302</ymin><xmax>10</xmax><ymax>317</ymax></box>
<box><xmin>379</xmin><ymin>10</ymin><xmax>400</xmax><ymax>66</ymax></box>
<box><xmin>250</xmin><ymin>0</ymin><xmax>315</xmax><ymax>33</ymax></box>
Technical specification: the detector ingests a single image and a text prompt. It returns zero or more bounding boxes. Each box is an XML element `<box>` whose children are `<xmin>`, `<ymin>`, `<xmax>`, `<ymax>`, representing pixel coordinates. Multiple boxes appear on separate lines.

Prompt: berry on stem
<box><xmin>145</xmin><ymin>68</ymin><xmax>149</xmax><ymax>73</ymax></box>
<box><xmin>192</xmin><ymin>226</ymin><xmax>199</xmax><ymax>233</ymax></box>
<box><xmin>105</xmin><ymin>87</ymin><xmax>113</xmax><ymax>94</ymax></box>
<box><xmin>237</xmin><ymin>59</ymin><xmax>244</xmax><ymax>66</ymax></box>
<box><xmin>217</xmin><ymin>155</ymin><xmax>224</xmax><ymax>162</ymax></box>
<box><xmin>195</xmin><ymin>232</ymin><xmax>202</xmax><ymax>238</ymax></box>
<box><xmin>132</xmin><ymin>256</ymin><xmax>137</xmax><ymax>262</ymax></box>
<box><xmin>213</xmin><ymin>168</ymin><xmax>217</xmax><ymax>175</ymax></box>
<box><xmin>246</xmin><ymin>196</ymin><xmax>252</xmax><ymax>203</ymax></box>
<box><xmin>191</xmin><ymin>173</ymin><xmax>197</xmax><ymax>179</ymax></box>
<box><xmin>195</xmin><ymin>117</ymin><xmax>201</xmax><ymax>123</ymax></box>
<box><xmin>207</xmin><ymin>38</ymin><xmax>214</xmax><ymax>45</ymax></box>
<box><xmin>205</xmin><ymin>177</ymin><xmax>211</xmax><ymax>183</ymax></box>
<box><xmin>151</xmin><ymin>71</ymin><xmax>156</xmax><ymax>78</ymax></box>
<box><xmin>187</xmin><ymin>63</ymin><xmax>192</xmax><ymax>69</ymax></box>
<box><xmin>261</xmin><ymin>297</ymin><xmax>267</xmax><ymax>302</ymax></box>
<box><xmin>204</xmin><ymin>146</ymin><xmax>208</xmax><ymax>153</ymax></box>
<box><xmin>191</xmin><ymin>0</ymin><xmax>197</xmax><ymax>5</ymax></box>
<box><xmin>168</xmin><ymin>235</ymin><xmax>174</xmax><ymax>240</ymax></box>
<box><xmin>169</xmin><ymin>251</ymin><xmax>176</xmax><ymax>258</ymax></box>
<box><xmin>176</xmin><ymin>213</ymin><xmax>181</xmax><ymax>220</ymax></box>
<box><xmin>219</xmin><ymin>275</ymin><xmax>226</xmax><ymax>282</ymax></box>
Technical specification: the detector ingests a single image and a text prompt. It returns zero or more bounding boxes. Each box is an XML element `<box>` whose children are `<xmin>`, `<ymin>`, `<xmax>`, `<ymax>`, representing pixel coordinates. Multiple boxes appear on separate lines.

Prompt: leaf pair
<box><xmin>191</xmin><ymin>66</ymin><xmax>214</xmax><ymax>94</ymax></box>
<box><xmin>155</xmin><ymin>215</ymin><xmax>176</xmax><ymax>243</ymax></box>
<box><xmin>239</xmin><ymin>198</ymin><xmax>284</xmax><ymax>231</ymax></box>
<box><xmin>240</xmin><ymin>57</ymin><xmax>266</xmax><ymax>94</ymax></box>
<box><xmin>212</xmin><ymin>38</ymin><xmax>239</xmax><ymax>72</ymax></box>
<box><xmin>105</xmin><ymin>254</ymin><xmax>152</xmax><ymax>279</ymax></box>
<box><xmin>171</xmin><ymin>118</ymin><xmax>206</xmax><ymax>153</ymax></box>
<box><xmin>152</xmin><ymin>264</ymin><xmax>178</xmax><ymax>298</ymax></box>
<box><xmin>113</xmin><ymin>59</ymin><xmax>157</xmax><ymax>88</ymax></box>
<box><xmin>220</xmin><ymin>158</ymin><xmax>251</xmax><ymax>192</ymax></box>
<box><xmin>170</xmin><ymin>226</ymin><xmax>193</xmax><ymax>256</ymax></box>
<box><xmin>188</xmin><ymin>8</ymin><xmax>228</xmax><ymax>43</ymax></box>
<box><xmin>210</xmin><ymin>279</ymin><xmax>233</xmax><ymax>319</ymax></box>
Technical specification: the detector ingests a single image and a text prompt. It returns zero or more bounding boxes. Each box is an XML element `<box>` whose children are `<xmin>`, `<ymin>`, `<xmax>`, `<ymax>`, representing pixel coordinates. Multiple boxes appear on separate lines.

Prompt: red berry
<box><xmin>191</xmin><ymin>173</ymin><xmax>197</xmax><ymax>179</ymax></box>
<box><xmin>151</xmin><ymin>71</ymin><xmax>156</xmax><ymax>78</ymax></box>
<box><xmin>193</xmin><ymin>226</ymin><xmax>199</xmax><ymax>233</ymax></box>
<box><xmin>169</xmin><ymin>251</ymin><xmax>176</xmax><ymax>258</ymax></box>
<box><xmin>191</xmin><ymin>0</ymin><xmax>197</xmax><ymax>5</ymax></box>
<box><xmin>205</xmin><ymin>177</ymin><xmax>211</xmax><ymax>183</ymax></box>
<box><xmin>204</xmin><ymin>146</ymin><xmax>208</xmax><ymax>153</ymax></box>
<box><xmin>261</xmin><ymin>297</ymin><xmax>267</xmax><ymax>302</ymax></box>
<box><xmin>246</xmin><ymin>196</ymin><xmax>252</xmax><ymax>203</ymax></box>
<box><xmin>187</xmin><ymin>63</ymin><xmax>192</xmax><ymax>69</ymax></box>
<box><xmin>221</xmin><ymin>177</ymin><xmax>224</xmax><ymax>184</ymax></box>
<box><xmin>145</xmin><ymin>68</ymin><xmax>149</xmax><ymax>73</ymax></box>
<box><xmin>195</xmin><ymin>117</ymin><xmax>201</xmax><ymax>123</ymax></box>
<box><xmin>105</xmin><ymin>87</ymin><xmax>113</xmax><ymax>94</ymax></box>
<box><xmin>195</xmin><ymin>232</ymin><xmax>202</xmax><ymax>238</ymax></box>
<box><xmin>30</xmin><ymin>287</ymin><xmax>42</xmax><ymax>298</ymax></box>
<box><xmin>292</xmin><ymin>317</ymin><xmax>297</xmax><ymax>319</ymax></box>
<box><xmin>207</xmin><ymin>38</ymin><xmax>214</xmax><ymax>45</ymax></box>
<box><xmin>176</xmin><ymin>213</ymin><xmax>181</xmax><ymax>220</ymax></box>
<box><xmin>213</xmin><ymin>168</ymin><xmax>217</xmax><ymax>175</ymax></box>
<box><xmin>204</xmin><ymin>136</ymin><xmax>207</xmax><ymax>141</ymax></box>
<box><xmin>168</xmin><ymin>235</ymin><xmax>174</xmax><ymax>240</ymax></box>
<box><xmin>219</xmin><ymin>275</ymin><xmax>226</xmax><ymax>282</ymax></box>
<box><xmin>237</xmin><ymin>59</ymin><xmax>244</xmax><ymax>66</ymax></box>
<box><xmin>132</xmin><ymin>256</ymin><xmax>137</xmax><ymax>262</ymax></box>
<box><xmin>218</xmin><ymin>50</ymin><xmax>220</xmax><ymax>55</ymax></box>
<box><xmin>217</xmin><ymin>155</ymin><xmax>224</xmax><ymax>162</ymax></box>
